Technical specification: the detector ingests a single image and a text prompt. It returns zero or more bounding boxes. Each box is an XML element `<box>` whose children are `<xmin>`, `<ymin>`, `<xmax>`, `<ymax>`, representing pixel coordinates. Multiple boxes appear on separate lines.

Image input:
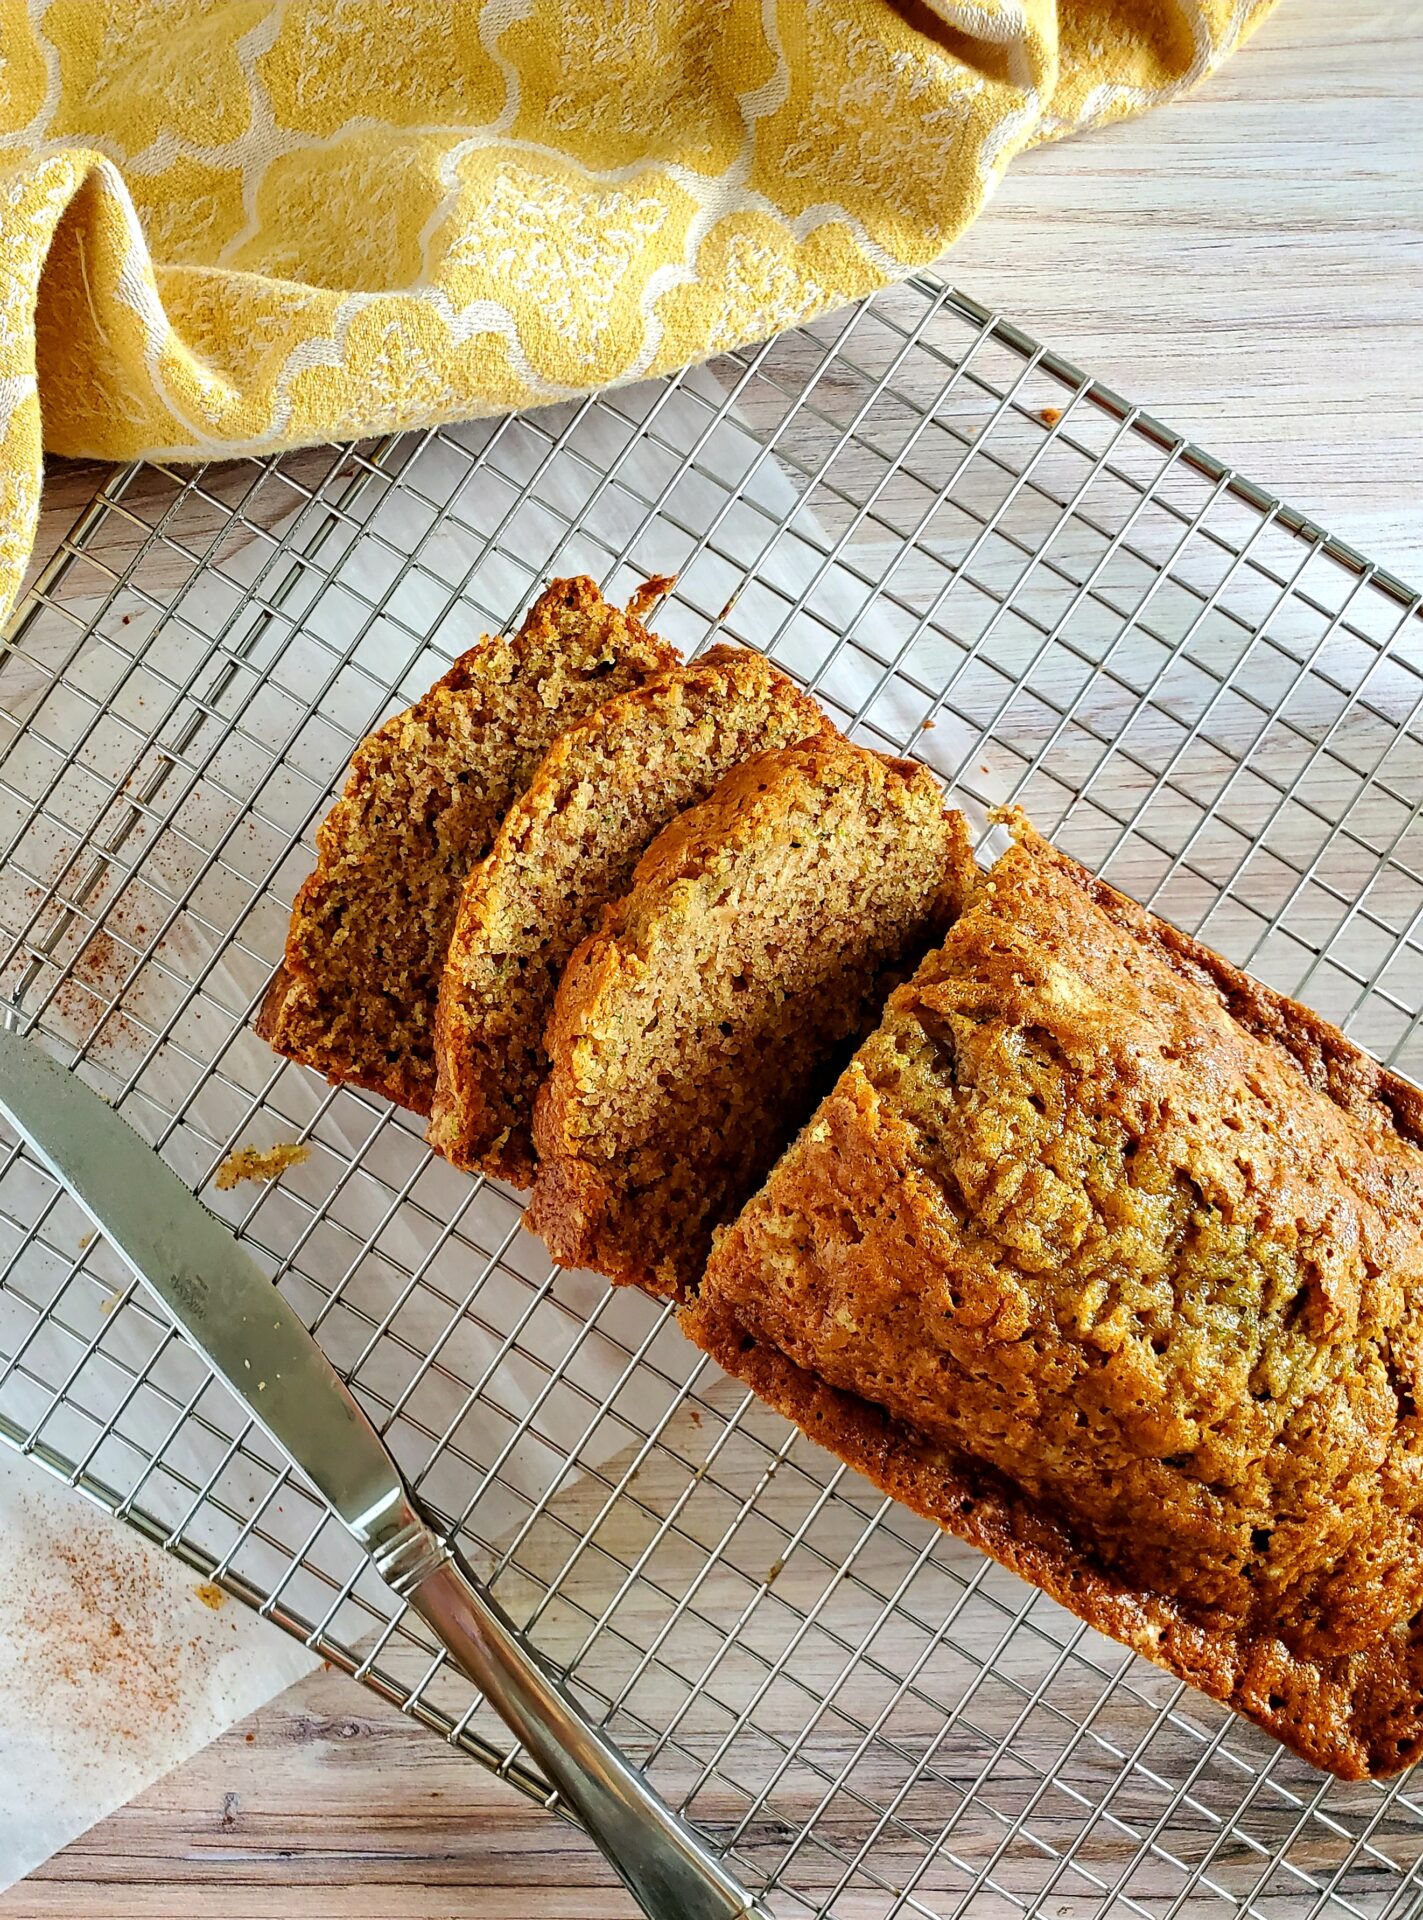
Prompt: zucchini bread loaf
<box><xmin>428</xmin><ymin>647</ymin><xmax>827</xmax><ymax>1185</ymax></box>
<box><xmin>258</xmin><ymin>578</ymin><xmax>674</xmax><ymax>1111</ymax></box>
<box><xmin>529</xmin><ymin>739</ymin><xmax>974</xmax><ymax>1298</ymax></box>
<box><xmin>686</xmin><ymin>813</ymin><xmax>1423</xmax><ymax>1779</ymax></box>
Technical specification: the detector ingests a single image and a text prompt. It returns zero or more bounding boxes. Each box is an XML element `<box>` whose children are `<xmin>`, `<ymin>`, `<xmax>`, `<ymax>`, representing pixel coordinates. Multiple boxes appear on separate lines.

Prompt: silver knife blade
<box><xmin>0</xmin><ymin>1028</ymin><xmax>778</xmax><ymax>1918</ymax></box>
<box><xmin>0</xmin><ymin>1026</ymin><xmax>404</xmax><ymax>1541</ymax></box>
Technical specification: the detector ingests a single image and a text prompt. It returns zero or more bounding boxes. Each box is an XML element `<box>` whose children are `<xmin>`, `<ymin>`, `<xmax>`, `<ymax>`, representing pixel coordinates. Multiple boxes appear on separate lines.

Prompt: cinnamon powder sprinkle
<box><xmin>15</xmin><ymin>1521</ymin><xmax>212</xmax><ymax>1746</ymax></box>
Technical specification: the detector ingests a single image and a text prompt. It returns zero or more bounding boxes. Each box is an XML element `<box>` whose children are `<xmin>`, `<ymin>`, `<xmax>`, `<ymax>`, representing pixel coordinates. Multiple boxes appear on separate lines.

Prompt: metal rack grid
<box><xmin>2</xmin><ymin>277</ymin><xmax>1422</xmax><ymax>1918</ymax></box>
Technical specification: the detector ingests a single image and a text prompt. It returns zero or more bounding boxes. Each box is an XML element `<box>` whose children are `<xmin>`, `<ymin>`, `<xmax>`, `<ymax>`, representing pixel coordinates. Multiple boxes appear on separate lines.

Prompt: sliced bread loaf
<box><xmin>257</xmin><ymin>578</ymin><xmax>675</xmax><ymax>1111</ymax></box>
<box><xmin>526</xmin><ymin>739</ymin><xmax>974</xmax><ymax>1296</ymax></box>
<box><xmin>683</xmin><ymin>817</ymin><xmax>1423</xmax><ymax>1779</ymax></box>
<box><xmin>427</xmin><ymin>648</ymin><xmax>829</xmax><ymax>1185</ymax></box>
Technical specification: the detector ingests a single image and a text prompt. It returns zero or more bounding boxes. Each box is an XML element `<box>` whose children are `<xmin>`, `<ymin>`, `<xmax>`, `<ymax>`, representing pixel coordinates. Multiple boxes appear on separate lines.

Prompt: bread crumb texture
<box><xmin>428</xmin><ymin>645</ymin><xmax>828</xmax><ymax>1185</ymax></box>
<box><xmin>530</xmin><ymin>738</ymin><xmax>974</xmax><ymax>1297</ymax></box>
<box><xmin>688</xmin><ymin>817</ymin><xmax>1423</xmax><ymax>1779</ymax></box>
<box><xmin>258</xmin><ymin>577</ymin><xmax>674</xmax><ymax>1113</ymax></box>
<box><xmin>215</xmin><ymin>1142</ymin><xmax>309</xmax><ymax>1190</ymax></box>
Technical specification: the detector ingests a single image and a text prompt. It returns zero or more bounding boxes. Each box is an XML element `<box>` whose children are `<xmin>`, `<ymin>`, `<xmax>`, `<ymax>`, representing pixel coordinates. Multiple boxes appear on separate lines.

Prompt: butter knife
<box><xmin>0</xmin><ymin>1026</ymin><xmax>765</xmax><ymax>1920</ymax></box>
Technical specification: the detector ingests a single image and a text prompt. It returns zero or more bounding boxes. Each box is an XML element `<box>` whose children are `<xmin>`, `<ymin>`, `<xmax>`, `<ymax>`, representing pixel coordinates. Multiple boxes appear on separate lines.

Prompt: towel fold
<box><xmin>0</xmin><ymin>0</ymin><xmax>1273</xmax><ymax>622</ymax></box>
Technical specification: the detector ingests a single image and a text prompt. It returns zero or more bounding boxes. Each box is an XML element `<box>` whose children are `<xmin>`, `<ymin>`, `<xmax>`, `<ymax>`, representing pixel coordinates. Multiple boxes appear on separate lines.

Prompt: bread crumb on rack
<box><xmin>626</xmin><ymin>573</ymin><xmax>677</xmax><ymax>619</ymax></box>
<box><xmin>215</xmin><ymin>1142</ymin><xmax>309</xmax><ymax>1190</ymax></box>
<box><xmin>1039</xmin><ymin>405</ymin><xmax>1063</xmax><ymax>426</ymax></box>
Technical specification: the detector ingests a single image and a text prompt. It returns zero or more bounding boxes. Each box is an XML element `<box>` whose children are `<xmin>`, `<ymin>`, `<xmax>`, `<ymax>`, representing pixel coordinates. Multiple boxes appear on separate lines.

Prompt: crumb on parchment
<box><xmin>194</xmin><ymin>1582</ymin><xmax>226</xmax><ymax>1611</ymax></box>
<box><xmin>215</xmin><ymin>1142</ymin><xmax>309</xmax><ymax>1191</ymax></box>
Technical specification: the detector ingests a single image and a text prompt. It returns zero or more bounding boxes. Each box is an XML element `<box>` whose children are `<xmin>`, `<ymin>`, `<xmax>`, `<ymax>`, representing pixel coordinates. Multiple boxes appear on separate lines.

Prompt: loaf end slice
<box><xmin>427</xmin><ymin>648</ymin><xmax>829</xmax><ymax>1185</ymax></box>
<box><xmin>528</xmin><ymin>739</ymin><xmax>974</xmax><ymax>1297</ymax></box>
<box><xmin>257</xmin><ymin>578</ymin><xmax>675</xmax><ymax>1112</ymax></box>
<box><xmin>686</xmin><ymin>822</ymin><xmax>1423</xmax><ymax>1778</ymax></box>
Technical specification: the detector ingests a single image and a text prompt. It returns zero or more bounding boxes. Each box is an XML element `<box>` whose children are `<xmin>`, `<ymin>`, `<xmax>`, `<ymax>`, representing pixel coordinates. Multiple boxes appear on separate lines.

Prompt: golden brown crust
<box><xmin>427</xmin><ymin>649</ymin><xmax>830</xmax><ymax>1185</ymax></box>
<box><xmin>257</xmin><ymin>578</ymin><xmax>675</xmax><ymax>1111</ymax></box>
<box><xmin>683</xmin><ymin>1291</ymin><xmax>1404</xmax><ymax>1780</ymax></box>
<box><xmin>996</xmin><ymin>811</ymin><xmax>1423</xmax><ymax>1151</ymax></box>
<box><xmin>686</xmin><ymin>820</ymin><xmax>1423</xmax><ymax>1779</ymax></box>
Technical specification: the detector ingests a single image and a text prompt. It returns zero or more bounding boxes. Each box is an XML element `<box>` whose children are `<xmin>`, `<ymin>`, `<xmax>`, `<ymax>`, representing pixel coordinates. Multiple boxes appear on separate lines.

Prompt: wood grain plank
<box><xmin>944</xmin><ymin>0</ymin><xmax>1423</xmax><ymax>583</ymax></box>
<box><xmin>3</xmin><ymin>1669</ymin><xmax>636</xmax><ymax>1920</ymax></box>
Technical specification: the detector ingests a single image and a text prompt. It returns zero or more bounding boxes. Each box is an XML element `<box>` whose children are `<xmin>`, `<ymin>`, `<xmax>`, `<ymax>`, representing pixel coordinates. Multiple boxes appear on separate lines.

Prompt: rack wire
<box><xmin>3</xmin><ymin>278</ymin><xmax>1422</xmax><ymax>1918</ymax></box>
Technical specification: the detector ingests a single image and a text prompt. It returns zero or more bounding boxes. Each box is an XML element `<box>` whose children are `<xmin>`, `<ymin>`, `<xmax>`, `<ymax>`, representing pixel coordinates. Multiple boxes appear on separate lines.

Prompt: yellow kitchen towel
<box><xmin>0</xmin><ymin>0</ymin><xmax>1274</xmax><ymax>625</ymax></box>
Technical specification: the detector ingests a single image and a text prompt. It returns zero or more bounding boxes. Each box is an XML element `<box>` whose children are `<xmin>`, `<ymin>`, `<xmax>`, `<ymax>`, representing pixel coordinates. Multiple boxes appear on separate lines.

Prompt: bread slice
<box><xmin>528</xmin><ymin>740</ymin><xmax>974</xmax><ymax>1298</ymax></box>
<box><xmin>427</xmin><ymin>648</ymin><xmax>829</xmax><ymax>1185</ymax></box>
<box><xmin>685</xmin><ymin>813</ymin><xmax>1423</xmax><ymax>1780</ymax></box>
<box><xmin>257</xmin><ymin>578</ymin><xmax>675</xmax><ymax>1112</ymax></box>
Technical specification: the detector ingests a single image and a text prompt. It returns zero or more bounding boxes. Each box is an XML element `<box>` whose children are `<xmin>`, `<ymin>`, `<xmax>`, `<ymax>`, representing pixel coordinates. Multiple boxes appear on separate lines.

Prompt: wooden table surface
<box><xmin>5</xmin><ymin>1</ymin><xmax>1420</xmax><ymax>1914</ymax></box>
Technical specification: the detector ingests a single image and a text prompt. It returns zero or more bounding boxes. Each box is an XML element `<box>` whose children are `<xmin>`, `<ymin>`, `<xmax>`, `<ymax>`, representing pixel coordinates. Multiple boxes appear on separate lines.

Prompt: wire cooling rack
<box><xmin>3</xmin><ymin>278</ymin><xmax>1423</xmax><ymax>1919</ymax></box>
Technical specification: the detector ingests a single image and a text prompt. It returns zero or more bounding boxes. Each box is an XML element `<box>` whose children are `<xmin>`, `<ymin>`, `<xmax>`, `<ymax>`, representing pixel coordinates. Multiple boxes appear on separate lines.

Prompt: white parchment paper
<box><xmin>0</xmin><ymin>1451</ymin><xmax>317</xmax><ymax>1890</ymax></box>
